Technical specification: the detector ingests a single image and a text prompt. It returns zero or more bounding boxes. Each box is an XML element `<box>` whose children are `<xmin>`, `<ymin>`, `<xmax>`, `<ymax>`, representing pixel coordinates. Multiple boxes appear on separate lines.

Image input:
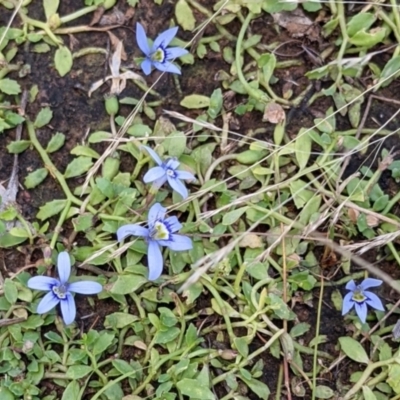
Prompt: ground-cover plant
<box><xmin>1</xmin><ymin>1</ymin><xmax>400</xmax><ymax>400</ymax></box>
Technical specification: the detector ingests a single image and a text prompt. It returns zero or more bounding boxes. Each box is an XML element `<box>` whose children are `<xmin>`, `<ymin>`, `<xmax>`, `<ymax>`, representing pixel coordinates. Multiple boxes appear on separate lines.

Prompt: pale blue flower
<box><xmin>27</xmin><ymin>252</ymin><xmax>102</xmax><ymax>325</ymax></box>
<box><xmin>136</xmin><ymin>22</ymin><xmax>188</xmax><ymax>75</ymax></box>
<box><xmin>342</xmin><ymin>278</ymin><xmax>384</xmax><ymax>323</ymax></box>
<box><xmin>117</xmin><ymin>203</ymin><xmax>192</xmax><ymax>281</ymax></box>
<box><xmin>142</xmin><ymin>145</ymin><xmax>195</xmax><ymax>199</ymax></box>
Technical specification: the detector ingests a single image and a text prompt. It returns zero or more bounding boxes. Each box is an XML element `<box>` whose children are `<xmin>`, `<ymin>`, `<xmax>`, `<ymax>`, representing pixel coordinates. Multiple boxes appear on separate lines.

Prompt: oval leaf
<box><xmin>339</xmin><ymin>336</ymin><xmax>369</xmax><ymax>364</ymax></box>
<box><xmin>175</xmin><ymin>0</ymin><xmax>196</xmax><ymax>31</ymax></box>
<box><xmin>180</xmin><ymin>94</ymin><xmax>210</xmax><ymax>109</ymax></box>
<box><xmin>295</xmin><ymin>128</ymin><xmax>312</xmax><ymax>170</ymax></box>
<box><xmin>24</xmin><ymin>168</ymin><xmax>49</xmax><ymax>189</ymax></box>
<box><xmin>54</xmin><ymin>46</ymin><xmax>73</xmax><ymax>77</ymax></box>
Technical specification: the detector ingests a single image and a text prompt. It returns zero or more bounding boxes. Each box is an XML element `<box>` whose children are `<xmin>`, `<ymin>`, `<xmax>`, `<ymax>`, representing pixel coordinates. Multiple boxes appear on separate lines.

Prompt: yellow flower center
<box><xmin>152</xmin><ymin>221</ymin><xmax>169</xmax><ymax>240</ymax></box>
<box><xmin>151</xmin><ymin>48</ymin><xmax>166</xmax><ymax>63</ymax></box>
<box><xmin>352</xmin><ymin>289</ymin><xmax>366</xmax><ymax>303</ymax></box>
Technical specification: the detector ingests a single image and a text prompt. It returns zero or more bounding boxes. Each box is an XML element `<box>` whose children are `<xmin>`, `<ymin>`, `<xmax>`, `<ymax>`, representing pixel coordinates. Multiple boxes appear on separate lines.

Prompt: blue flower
<box><xmin>142</xmin><ymin>145</ymin><xmax>195</xmax><ymax>199</ymax></box>
<box><xmin>27</xmin><ymin>252</ymin><xmax>102</xmax><ymax>325</ymax></box>
<box><xmin>117</xmin><ymin>203</ymin><xmax>192</xmax><ymax>281</ymax></box>
<box><xmin>342</xmin><ymin>278</ymin><xmax>384</xmax><ymax>323</ymax></box>
<box><xmin>136</xmin><ymin>22</ymin><xmax>188</xmax><ymax>75</ymax></box>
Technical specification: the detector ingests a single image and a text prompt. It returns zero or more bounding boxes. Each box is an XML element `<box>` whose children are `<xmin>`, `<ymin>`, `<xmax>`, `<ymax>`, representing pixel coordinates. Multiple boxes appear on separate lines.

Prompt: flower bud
<box><xmin>105</xmin><ymin>94</ymin><xmax>119</xmax><ymax>116</ymax></box>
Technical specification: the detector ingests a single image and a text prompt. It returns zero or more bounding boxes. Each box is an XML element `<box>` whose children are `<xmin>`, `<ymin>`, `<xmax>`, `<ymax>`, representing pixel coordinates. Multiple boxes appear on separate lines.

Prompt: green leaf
<box><xmin>64</xmin><ymin>156</ymin><xmax>94</xmax><ymax>178</ymax></box>
<box><xmin>46</xmin><ymin>132</ymin><xmax>65</xmax><ymax>153</ymax></box>
<box><xmin>24</xmin><ymin>168</ymin><xmax>49</xmax><ymax>189</ymax></box>
<box><xmin>176</xmin><ymin>378</ymin><xmax>215</xmax><ymax>400</ymax></box>
<box><xmin>9</xmin><ymin>226</ymin><xmax>31</xmax><ymax>238</ymax></box>
<box><xmin>180</xmin><ymin>94</ymin><xmax>210</xmax><ymax>109</ymax></box>
<box><xmin>239</xmin><ymin>374</ymin><xmax>270</xmax><ymax>399</ymax></box>
<box><xmin>34</xmin><ymin>107</ymin><xmax>53</xmax><ymax>128</ymax></box>
<box><xmin>314</xmin><ymin>385</ymin><xmax>334</xmax><ymax>399</ymax></box>
<box><xmin>43</xmin><ymin>0</ymin><xmax>59</xmax><ymax>19</ymax></box>
<box><xmin>0</xmin><ymin>78</ymin><xmax>21</xmax><ymax>95</ymax></box>
<box><xmin>379</xmin><ymin>56</ymin><xmax>400</xmax><ymax>87</ymax></box>
<box><xmin>175</xmin><ymin>0</ymin><xmax>196</xmax><ymax>31</ymax></box>
<box><xmin>61</xmin><ymin>381</ymin><xmax>80</xmax><ymax>400</ymax></box>
<box><xmin>362</xmin><ymin>386</ymin><xmax>377</xmax><ymax>400</ymax></box>
<box><xmin>234</xmin><ymin>337</ymin><xmax>248</xmax><ymax>358</ymax></box>
<box><xmin>222</xmin><ymin>206</ymin><xmax>248</xmax><ymax>225</ymax></box>
<box><xmin>0</xmin><ymin>387</ymin><xmax>15</xmax><ymax>400</ymax></box>
<box><xmin>110</xmin><ymin>274</ymin><xmax>147</xmax><ymax>295</ymax></box>
<box><xmin>92</xmin><ymin>332</ymin><xmax>115</xmax><ymax>356</ymax></box>
<box><xmin>164</xmin><ymin>130</ymin><xmax>187</xmax><ymax>158</ymax></box>
<box><xmin>66</xmin><ymin>365</ymin><xmax>93</xmax><ymax>380</ymax></box>
<box><xmin>258</xmin><ymin>53</ymin><xmax>276</xmax><ymax>84</ymax></box>
<box><xmin>290</xmin><ymin>322</ymin><xmax>311</xmax><ymax>338</ymax></box>
<box><xmin>37</xmin><ymin>199</ymin><xmax>68</xmax><ymax>220</ymax></box>
<box><xmin>70</xmin><ymin>145</ymin><xmax>100</xmax><ymax>159</ymax></box>
<box><xmin>104</xmin><ymin>313</ymin><xmax>138</xmax><ymax>329</ymax></box>
<box><xmin>4</xmin><ymin>278</ymin><xmax>18</xmax><ymax>304</ymax></box>
<box><xmin>89</xmin><ymin>131</ymin><xmax>113</xmax><ymax>143</ymax></box>
<box><xmin>349</xmin><ymin>27</ymin><xmax>386</xmax><ymax>48</ymax></box>
<box><xmin>207</xmin><ymin>88</ymin><xmax>223</xmax><ymax>119</ymax></box>
<box><xmin>295</xmin><ymin>128</ymin><xmax>312</xmax><ymax>170</ymax></box>
<box><xmin>54</xmin><ymin>46</ymin><xmax>73</xmax><ymax>77</ymax></box>
<box><xmin>339</xmin><ymin>337</ymin><xmax>369</xmax><ymax>364</ymax></box>
<box><xmin>387</xmin><ymin>364</ymin><xmax>400</xmax><ymax>394</ymax></box>
<box><xmin>347</xmin><ymin>13</ymin><xmax>376</xmax><ymax>37</ymax></box>
<box><xmin>7</xmin><ymin>140</ymin><xmax>30</xmax><ymax>154</ymax></box>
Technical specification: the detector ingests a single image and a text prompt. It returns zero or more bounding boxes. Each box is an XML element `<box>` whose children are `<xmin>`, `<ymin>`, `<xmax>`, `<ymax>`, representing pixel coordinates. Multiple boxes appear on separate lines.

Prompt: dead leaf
<box><xmin>272</xmin><ymin>9</ymin><xmax>315</xmax><ymax>38</ymax></box>
<box><xmin>239</xmin><ymin>233</ymin><xmax>262</xmax><ymax>248</ymax></box>
<box><xmin>263</xmin><ymin>102</ymin><xmax>285</xmax><ymax>124</ymax></box>
<box><xmin>99</xmin><ymin>8</ymin><xmax>125</xmax><ymax>26</ymax></box>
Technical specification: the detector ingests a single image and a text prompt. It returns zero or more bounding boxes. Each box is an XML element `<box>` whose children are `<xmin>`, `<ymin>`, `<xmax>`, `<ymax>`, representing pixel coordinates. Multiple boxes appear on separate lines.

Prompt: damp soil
<box><xmin>2</xmin><ymin>0</ymin><xmax>400</xmax><ymax>399</ymax></box>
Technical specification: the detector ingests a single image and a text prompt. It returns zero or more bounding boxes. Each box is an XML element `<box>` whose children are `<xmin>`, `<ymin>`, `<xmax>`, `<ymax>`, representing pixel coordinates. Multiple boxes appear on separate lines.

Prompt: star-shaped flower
<box><xmin>117</xmin><ymin>203</ymin><xmax>192</xmax><ymax>281</ymax></box>
<box><xmin>142</xmin><ymin>145</ymin><xmax>195</xmax><ymax>199</ymax></box>
<box><xmin>27</xmin><ymin>252</ymin><xmax>102</xmax><ymax>325</ymax></box>
<box><xmin>342</xmin><ymin>278</ymin><xmax>384</xmax><ymax>323</ymax></box>
<box><xmin>136</xmin><ymin>22</ymin><xmax>188</xmax><ymax>75</ymax></box>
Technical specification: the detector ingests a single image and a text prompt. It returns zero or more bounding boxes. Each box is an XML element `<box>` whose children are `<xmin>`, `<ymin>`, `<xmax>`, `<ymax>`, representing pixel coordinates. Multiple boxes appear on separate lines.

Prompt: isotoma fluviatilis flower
<box><xmin>117</xmin><ymin>202</ymin><xmax>192</xmax><ymax>281</ymax></box>
<box><xmin>136</xmin><ymin>22</ymin><xmax>188</xmax><ymax>75</ymax></box>
<box><xmin>142</xmin><ymin>145</ymin><xmax>195</xmax><ymax>199</ymax></box>
<box><xmin>342</xmin><ymin>278</ymin><xmax>384</xmax><ymax>323</ymax></box>
<box><xmin>27</xmin><ymin>252</ymin><xmax>102</xmax><ymax>325</ymax></box>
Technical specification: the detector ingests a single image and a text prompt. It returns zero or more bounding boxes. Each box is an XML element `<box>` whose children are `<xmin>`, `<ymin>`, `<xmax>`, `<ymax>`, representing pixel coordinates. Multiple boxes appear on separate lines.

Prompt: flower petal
<box><xmin>341</xmin><ymin>292</ymin><xmax>355</xmax><ymax>315</ymax></box>
<box><xmin>165</xmin><ymin>158</ymin><xmax>180</xmax><ymax>169</ymax></box>
<box><xmin>160</xmin><ymin>234</ymin><xmax>192</xmax><ymax>251</ymax></box>
<box><xmin>140</xmin><ymin>58</ymin><xmax>153</xmax><ymax>75</ymax></box>
<box><xmin>360</xmin><ymin>278</ymin><xmax>383</xmax><ymax>290</ymax></box>
<box><xmin>345</xmin><ymin>280</ymin><xmax>357</xmax><ymax>291</ymax></box>
<box><xmin>148</xmin><ymin>203</ymin><xmax>166</xmax><ymax>226</ymax></box>
<box><xmin>117</xmin><ymin>224</ymin><xmax>148</xmax><ymax>241</ymax></box>
<box><xmin>167</xmin><ymin>175</ymin><xmax>188</xmax><ymax>199</ymax></box>
<box><xmin>136</xmin><ymin>22</ymin><xmax>150</xmax><ymax>56</ymax></box>
<box><xmin>164</xmin><ymin>216</ymin><xmax>182</xmax><ymax>233</ymax></box>
<box><xmin>147</xmin><ymin>240</ymin><xmax>163</xmax><ymax>281</ymax></box>
<box><xmin>60</xmin><ymin>293</ymin><xmax>76</xmax><ymax>325</ymax></box>
<box><xmin>36</xmin><ymin>291</ymin><xmax>60</xmax><ymax>314</ymax></box>
<box><xmin>69</xmin><ymin>281</ymin><xmax>103</xmax><ymax>295</ymax></box>
<box><xmin>27</xmin><ymin>276</ymin><xmax>59</xmax><ymax>291</ymax></box>
<box><xmin>166</xmin><ymin>47</ymin><xmax>188</xmax><ymax>59</ymax></box>
<box><xmin>152</xmin><ymin>175</ymin><xmax>168</xmax><ymax>190</ymax></box>
<box><xmin>57</xmin><ymin>252</ymin><xmax>71</xmax><ymax>284</ymax></box>
<box><xmin>143</xmin><ymin>166</ymin><xmax>166</xmax><ymax>183</ymax></box>
<box><xmin>175</xmin><ymin>170</ymin><xmax>195</xmax><ymax>181</ymax></box>
<box><xmin>364</xmin><ymin>291</ymin><xmax>384</xmax><ymax>311</ymax></box>
<box><xmin>142</xmin><ymin>145</ymin><xmax>163</xmax><ymax>166</ymax></box>
<box><xmin>153</xmin><ymin>61</ymin><xmax>181</xmax><ymax>74</ymax></box>
<box><xmin>354</xmin><ymin>302</ymin><xmax>368</xmax><ymax>323</ymax></box>
<box><xmin>153</xmin><ymin>26</ymin><xmax>178</xmax><ymax>50</ymax></box>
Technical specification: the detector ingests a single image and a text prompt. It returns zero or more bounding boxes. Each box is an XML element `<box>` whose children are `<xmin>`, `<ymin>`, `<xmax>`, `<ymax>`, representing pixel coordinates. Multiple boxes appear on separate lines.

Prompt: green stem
<box><xmin>311</xmin><ymin>279</ymin><xmax>324</xmax><ymax>400</ymax></box>
<box><xmin>19</xmin><ymin>14</ymin><xmax>62</xmax><ymax>45</ymax></box>
<box><xmin>344</xmin><ymin>358</ymin><xmax>398</xmax><ymax>399</ymax></box>
<box><xmin>59</xmin><ymin>5</ymin><xmax>98</xmax><ymax>24</ymax></box>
